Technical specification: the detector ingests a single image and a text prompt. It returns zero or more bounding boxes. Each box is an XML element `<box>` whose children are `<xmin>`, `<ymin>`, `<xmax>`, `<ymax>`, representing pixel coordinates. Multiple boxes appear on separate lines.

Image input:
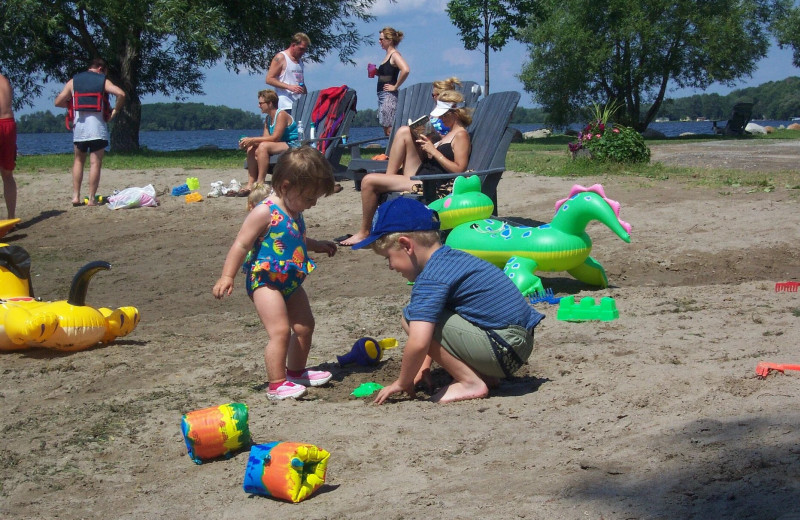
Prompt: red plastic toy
<box><xmin>755</xmin><ymin>362</ymin><xmax>800</xmax><ymax>378</ymax></box>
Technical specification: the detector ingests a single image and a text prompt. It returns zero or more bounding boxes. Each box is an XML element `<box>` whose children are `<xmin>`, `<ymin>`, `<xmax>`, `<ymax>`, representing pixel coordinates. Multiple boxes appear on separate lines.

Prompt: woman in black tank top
<box><xmin>373</xmin><ymin>27</ymin><xmax>410</xmax><ymax>136</ymax></box>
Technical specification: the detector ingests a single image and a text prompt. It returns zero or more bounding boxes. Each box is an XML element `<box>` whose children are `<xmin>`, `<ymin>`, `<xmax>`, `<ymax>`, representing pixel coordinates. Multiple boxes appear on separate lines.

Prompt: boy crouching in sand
<box><xmin>350</xmin><ymin>197</ymin><xmax>545</xmax><ymax>404</ymax></box>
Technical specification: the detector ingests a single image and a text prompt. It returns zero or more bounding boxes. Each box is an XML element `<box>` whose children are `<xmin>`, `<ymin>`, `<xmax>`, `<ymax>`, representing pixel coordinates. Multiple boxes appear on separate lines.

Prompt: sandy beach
<box><xmin>1</xmin><ymin>140</ymin><xmax>799</xmax><ymax>519</ymax></box>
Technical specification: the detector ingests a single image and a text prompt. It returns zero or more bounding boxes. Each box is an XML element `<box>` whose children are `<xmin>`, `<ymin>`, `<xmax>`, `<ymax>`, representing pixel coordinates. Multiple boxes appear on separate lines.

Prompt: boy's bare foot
<box><xmin>339</xmin><ymin>232</ymin><xmax>367</xmax><ymax>247</ymax></box>
<box><xmin>430</xmin><ymin>381</ymin><xmax>488</xmax><ymax>403</ymax></box>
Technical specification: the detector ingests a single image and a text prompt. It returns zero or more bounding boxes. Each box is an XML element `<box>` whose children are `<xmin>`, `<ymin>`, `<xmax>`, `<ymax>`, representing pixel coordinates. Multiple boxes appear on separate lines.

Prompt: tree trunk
<box><xmin>110</xmin><ymin>96</ymin><xmax>141</xmax><ymax>152</ymax></box>
<box><xmin>110</xmin><ymin>34</ymin><xmax>142</xmax><ymax>152</ymax></box>
<box><xmin>483</xmin><ymin>5</ymin><xmax>490</xmax><ymax>95</ymax></box>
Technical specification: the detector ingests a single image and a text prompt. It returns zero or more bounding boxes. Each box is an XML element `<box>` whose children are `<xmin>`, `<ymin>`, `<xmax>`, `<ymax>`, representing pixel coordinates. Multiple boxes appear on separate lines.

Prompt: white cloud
<box><xmin>369</xmin><ymin>0</ymin><xmax>448</xmax><ymax>17</ymax></box>
<box><xmin>439</xmin><ymin>46</ymin><xmax>479</xmax><ymax>68</ymax></box>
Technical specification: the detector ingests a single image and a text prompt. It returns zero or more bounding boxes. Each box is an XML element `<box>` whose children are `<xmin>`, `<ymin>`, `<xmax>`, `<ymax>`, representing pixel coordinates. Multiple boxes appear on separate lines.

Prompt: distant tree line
<box><xmin>17</xmin><ymin>102</ymin><xmax>264</xmax><ymax>134</ymax></box>
<box><xmin>15</xmin><ymin>77</ymin><xmax>800</xmax><ymax>134</ymax></box>
<box><xmin>654</xmin><ymin>77</ymin><xmax>800</xmax><ymax>121</ymax></box>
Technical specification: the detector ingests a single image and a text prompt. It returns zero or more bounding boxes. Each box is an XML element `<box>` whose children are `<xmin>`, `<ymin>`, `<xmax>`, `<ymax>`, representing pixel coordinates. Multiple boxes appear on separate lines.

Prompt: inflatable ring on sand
<box><xmin>0</xmin><ymin>244</ymin><xmax>140</xmax><ymax>352</ymax></box>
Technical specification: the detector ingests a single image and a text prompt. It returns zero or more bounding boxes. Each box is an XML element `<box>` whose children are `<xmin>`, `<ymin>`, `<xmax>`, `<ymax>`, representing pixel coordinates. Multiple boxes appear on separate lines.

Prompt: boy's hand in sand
<box><xmin>213</xmin><ymin>276</ymin><xmax>234</xmax><ymax>299</ymax></box>
<box><xmin>374</xmin><ymin>379</ymin><xmax>416</xmax><ymax>405</ymax></box>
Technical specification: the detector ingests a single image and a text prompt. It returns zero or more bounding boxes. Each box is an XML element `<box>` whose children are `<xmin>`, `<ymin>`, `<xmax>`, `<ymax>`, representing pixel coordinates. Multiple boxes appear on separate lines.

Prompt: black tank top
<box><xmin>377</xmin><ymin>53</ymin><xmax>400</xmax><ymax>93</ymax></box>
<box><xmin>416</xmin><ymin>142</ymin><xmax>455</xmax><ymax>175</ymax></box>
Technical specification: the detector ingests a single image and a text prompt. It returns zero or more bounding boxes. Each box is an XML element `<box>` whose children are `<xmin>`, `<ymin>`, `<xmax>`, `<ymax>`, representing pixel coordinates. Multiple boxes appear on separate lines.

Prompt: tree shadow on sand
<box><xmin>566</xmin><ymin>414</ymin><xmax>800</xmax><ymax>518</ymax></box>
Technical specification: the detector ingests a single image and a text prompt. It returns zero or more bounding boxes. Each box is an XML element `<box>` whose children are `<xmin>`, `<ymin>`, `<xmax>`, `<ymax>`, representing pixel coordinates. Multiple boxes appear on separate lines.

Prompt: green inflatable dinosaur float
<box><xmin>428</xmin><ymin>177</ymin><xmax>632</xmax><ymax>295</ymax></box>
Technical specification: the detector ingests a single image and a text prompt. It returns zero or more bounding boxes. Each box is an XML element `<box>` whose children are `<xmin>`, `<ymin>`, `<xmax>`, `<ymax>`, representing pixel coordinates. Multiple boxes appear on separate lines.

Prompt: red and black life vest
<box><xmin>65</xmin><ymin>71</ymin><xmax>112</xmax><ymax>130</ymax></box>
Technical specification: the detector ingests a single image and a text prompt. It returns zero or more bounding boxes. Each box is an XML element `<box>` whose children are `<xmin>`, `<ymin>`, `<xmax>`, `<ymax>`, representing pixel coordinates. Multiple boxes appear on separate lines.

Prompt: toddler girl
<box><xmin>213</xmin><ymin>146</ymin><xmax>338</xmax><ymax>400</ymax></box>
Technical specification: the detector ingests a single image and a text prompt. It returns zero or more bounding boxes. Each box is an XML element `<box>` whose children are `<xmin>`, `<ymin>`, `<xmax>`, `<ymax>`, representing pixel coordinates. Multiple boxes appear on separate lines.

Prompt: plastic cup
<box><xmin>367</xmin><ymin>63</ymin><xmax>377</xmax><ymax>78</ymax></box>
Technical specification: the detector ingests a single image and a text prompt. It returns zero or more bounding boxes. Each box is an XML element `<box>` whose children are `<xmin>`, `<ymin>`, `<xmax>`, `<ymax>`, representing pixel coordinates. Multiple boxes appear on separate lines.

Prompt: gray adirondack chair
<box><xmin>712</xmin><ymin>101</ymin><xmax>755</xmax><ymax>136</ymax></box>
<box><xmin>387</xmin><ymin>90</ymin><xmax>520</xmax><ymax>215</ymax></box>
<box><xmin>246</xmin><ymin>87</ymin><xmax>357</xmax><ymax>176</ymax></box>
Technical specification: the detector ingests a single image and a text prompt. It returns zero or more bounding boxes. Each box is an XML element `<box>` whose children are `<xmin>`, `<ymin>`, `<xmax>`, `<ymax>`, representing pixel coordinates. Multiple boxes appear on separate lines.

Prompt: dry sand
<box><xmin>1</xmin><ymin>140</ymin><xmax>799</xmax><ymax>519</ymax></box>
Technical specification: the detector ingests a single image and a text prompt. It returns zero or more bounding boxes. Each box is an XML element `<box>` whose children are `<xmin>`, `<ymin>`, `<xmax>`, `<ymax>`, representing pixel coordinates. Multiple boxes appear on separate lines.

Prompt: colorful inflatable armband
<box><xmin>181</xmin><ymin>402</ymin><xmax>251</xmax><ymax>464</ymax></box>
<box><xmin>337</xmin><ymin>337</ymin><xmax>398</xmax><ymax>366</ymax></box>
<box><xmin>243</xmin><ymin>442</ymin><xmax>330</xmax><ymax>503</ymax></box>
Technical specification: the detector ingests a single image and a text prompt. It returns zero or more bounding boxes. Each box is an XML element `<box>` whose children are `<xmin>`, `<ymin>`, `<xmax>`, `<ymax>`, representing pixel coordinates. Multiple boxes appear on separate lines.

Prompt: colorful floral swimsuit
<box><xmin>242</xmin><ymin>198</ymin><xmax>315</xmax><ymax>300</ymax></box>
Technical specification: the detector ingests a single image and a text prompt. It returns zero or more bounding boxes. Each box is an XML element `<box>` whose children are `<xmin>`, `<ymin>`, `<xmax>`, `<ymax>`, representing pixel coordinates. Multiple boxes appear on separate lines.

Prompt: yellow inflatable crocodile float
<box><xmin>0</xmin><ymin>243</ymin><xmax>140</xmax><ymax>352</ymax></box>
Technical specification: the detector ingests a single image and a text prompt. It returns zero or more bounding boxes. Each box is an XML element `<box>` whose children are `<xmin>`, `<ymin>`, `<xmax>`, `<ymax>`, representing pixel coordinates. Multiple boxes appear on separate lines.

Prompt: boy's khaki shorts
<box><xmin>433</xmin><ymin>311</ymin><xmax>534</xmax><ymax>379</ymax></box>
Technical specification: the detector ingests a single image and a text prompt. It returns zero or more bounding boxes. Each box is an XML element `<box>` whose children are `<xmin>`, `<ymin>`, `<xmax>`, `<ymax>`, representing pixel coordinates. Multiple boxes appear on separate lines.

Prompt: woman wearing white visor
<box><xmin>340</xmin><ymin>90</ymin><xmax>471</xmax><ymax>247</ymax></box>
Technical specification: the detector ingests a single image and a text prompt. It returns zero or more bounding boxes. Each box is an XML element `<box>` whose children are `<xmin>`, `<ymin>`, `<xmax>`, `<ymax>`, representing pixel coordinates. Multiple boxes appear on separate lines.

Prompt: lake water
<box><xmin>15</xmin><ymin>120</ymin><xmax>797</xmax><ymax>155</ymax></box>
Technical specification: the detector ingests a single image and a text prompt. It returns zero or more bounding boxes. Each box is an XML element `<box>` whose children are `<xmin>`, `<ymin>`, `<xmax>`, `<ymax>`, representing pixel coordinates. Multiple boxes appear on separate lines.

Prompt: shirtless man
<box><xmin>0</xmin><ymin>73</ymin><xmax>16</xmax><ymax>219</ymax></box>
<box><xmin>265</xmin><ymin>33</ymin><xmax>310</xmax><ymax>113</ymax></box>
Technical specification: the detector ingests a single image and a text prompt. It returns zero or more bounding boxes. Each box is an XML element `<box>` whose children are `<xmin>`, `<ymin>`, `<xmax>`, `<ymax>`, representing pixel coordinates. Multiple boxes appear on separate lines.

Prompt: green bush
<box><xmin>568</xmin><ymin>102</ymin><xmax>651</xmax><ymax>164</ymax></box>
<box><xmin>584</xmin><ymin>124</ymin><xmax>651</xmax><ymax>163</ymax></box>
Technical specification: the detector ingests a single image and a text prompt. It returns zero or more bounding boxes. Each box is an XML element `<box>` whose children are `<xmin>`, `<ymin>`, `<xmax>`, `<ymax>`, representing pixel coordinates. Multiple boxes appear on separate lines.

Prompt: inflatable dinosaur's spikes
<box><xmin>0</xmin><ymin>244</ymin><xmax>140</xmax><ymax>352</ymax></box>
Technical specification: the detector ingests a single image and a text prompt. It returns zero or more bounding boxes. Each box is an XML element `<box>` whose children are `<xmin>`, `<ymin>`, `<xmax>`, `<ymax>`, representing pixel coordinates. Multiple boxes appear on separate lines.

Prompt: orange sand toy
<box><xmin>755</xmin><ymin>362</ymin><xmax>800</xmax><ymax>379</ymax></box>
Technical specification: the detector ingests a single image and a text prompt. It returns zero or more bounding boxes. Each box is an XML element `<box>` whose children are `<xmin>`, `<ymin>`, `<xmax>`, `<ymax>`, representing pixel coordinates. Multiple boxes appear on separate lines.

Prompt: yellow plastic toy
<box><xmin>243</xmin><ymin>441</ymin><xmax>330</xmax><ymax>503</ymax></box>
<box><xmin>0</xmin><ymin>218</ymin><xmax>19</xmax><ymax>239</ymax></box>
<box><xmin>181</xmin><ymin>403</ymin><xmax>251</xmax><ymax>464</ymax></box>
<box><xmin>0</xmin><ymin>244</ymin><xmax>140</xmax><ymax>352</ymax></box>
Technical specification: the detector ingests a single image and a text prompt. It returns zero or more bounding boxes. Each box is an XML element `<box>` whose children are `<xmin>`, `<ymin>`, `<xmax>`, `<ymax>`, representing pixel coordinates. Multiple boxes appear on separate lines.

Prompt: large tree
<box><xmin>773</xmin><ymin>4</ymin><xmax>800</xmax><ymax>67</ymax></box>
<box><xmin>518</xmin><ymin>0</ymin><xmax>789</xmax><ymax>130</ymax></box>
<box><xmin>0</xmin><ymin>0</ymin><xmax>375</xmax><ymax>151</ymax></box>
<box><xmin>446</xmin><ymin>0</ymin><xmax>539</xmax><ymax>95</ymax></box>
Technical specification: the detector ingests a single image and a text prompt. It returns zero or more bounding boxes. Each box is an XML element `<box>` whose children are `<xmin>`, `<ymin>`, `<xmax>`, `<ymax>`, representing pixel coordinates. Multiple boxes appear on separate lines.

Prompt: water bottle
<box><xmin>297</xmin><ymin>120</ymin><xmax>304</xmax><ymax>138</ymax></box>
<box><xmin>309</xmin><ymin>122</ymin><xmax>317</xmax><ymax>149</ymax></box>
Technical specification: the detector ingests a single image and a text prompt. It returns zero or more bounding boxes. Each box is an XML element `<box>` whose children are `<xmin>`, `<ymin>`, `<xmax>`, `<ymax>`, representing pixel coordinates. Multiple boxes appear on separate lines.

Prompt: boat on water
<box><xmin>791</xmin><ymin>117</ymin><xmax>800</xmax><ymax>121</ymax></box>
<box><xmin>654</xmin><ymin>117</ymin><xmax>669</xmax><ymax>123</ymax></box>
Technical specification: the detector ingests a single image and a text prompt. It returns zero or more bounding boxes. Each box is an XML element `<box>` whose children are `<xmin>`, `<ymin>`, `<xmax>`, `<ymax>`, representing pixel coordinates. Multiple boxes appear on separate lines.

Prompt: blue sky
<box><xmin>17</xmin><ymin>0</ymin><xmax>800</xmax><ymax>116</ymax></box>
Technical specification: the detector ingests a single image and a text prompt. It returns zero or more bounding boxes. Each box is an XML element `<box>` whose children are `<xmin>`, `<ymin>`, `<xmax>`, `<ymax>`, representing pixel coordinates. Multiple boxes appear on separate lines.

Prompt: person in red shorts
<box><xmin>0</xmin><ymin>72</ymin><xmax>17</xmax><ymax>220</ymax></box>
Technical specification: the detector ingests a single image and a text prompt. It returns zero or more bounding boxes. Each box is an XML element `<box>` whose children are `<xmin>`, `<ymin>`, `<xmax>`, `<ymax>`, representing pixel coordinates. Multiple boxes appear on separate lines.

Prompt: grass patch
<box><xmin>14</xmin><ymin>131</ymin><xmax>800</xmax><ymax>189</ymax></box>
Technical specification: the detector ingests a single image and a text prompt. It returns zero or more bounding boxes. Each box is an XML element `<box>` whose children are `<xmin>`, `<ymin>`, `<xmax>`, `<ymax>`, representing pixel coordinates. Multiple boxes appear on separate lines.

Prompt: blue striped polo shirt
<box><xmin>404</xmin><ymin>246</ymin><xmax>545</xmax><ymax>330</ymax></box>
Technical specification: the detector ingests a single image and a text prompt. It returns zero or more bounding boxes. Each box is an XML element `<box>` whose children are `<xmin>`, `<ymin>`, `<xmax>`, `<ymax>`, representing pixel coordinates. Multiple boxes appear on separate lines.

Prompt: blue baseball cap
<box><xmin>351</xmin><ymin>197</ymin><xmax>440</xmax><ymax>250</ymax></box>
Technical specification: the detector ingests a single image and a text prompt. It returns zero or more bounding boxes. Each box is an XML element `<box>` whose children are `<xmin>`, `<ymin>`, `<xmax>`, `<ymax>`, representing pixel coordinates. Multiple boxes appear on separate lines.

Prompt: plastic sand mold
<box><xmin>181</xmin><ymin>402</ymin><xmax>251</xmax><ymax>464</ymax></box>
<box><xmin>243</xmin><ymin>442</ymin><xmax>330</xmax><ymax>503</ymax></box>
<box><xmin>556</xmin><ymin>295</ymin><xmax>618</xmax><ymax>322</ymax></box>
<box><xmin>351</xmin><ymin>382</ymin><xmax>384</xmax><ymax>397</ymax></box>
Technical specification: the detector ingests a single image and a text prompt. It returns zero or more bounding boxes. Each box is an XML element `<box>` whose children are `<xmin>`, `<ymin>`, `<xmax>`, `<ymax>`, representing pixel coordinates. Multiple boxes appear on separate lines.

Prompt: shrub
<box><xmin>568</xmin><ymin>103</ymin><xmax>651</xmax><ymax>164</ymax></box>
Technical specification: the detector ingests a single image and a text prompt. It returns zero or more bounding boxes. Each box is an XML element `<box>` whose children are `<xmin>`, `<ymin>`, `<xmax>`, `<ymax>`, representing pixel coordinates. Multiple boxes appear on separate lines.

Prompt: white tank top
<box><xmin>277</xmin><ymin>51</ymin><xmax>304</xmax><ymax>111</ymax></box>
<box><xmin>73</xmin><ymin>111</ymin><xmax>108</xmax><ymax>142</ymax></box>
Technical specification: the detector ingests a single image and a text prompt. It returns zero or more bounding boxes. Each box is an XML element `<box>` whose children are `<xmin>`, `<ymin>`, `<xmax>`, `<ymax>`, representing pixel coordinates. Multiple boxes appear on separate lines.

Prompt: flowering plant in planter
<box><xmin>569</xmin><ymin>104</ymin><xmax>650</xmax><ymax>164</ymax></box>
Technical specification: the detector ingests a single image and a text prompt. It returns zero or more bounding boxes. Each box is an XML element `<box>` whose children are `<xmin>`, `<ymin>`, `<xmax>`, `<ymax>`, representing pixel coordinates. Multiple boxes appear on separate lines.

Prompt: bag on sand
<box><xmin>107</xmin><ymin>184</ymin><xmax>158</xmax><ymax>209</ymax></box>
